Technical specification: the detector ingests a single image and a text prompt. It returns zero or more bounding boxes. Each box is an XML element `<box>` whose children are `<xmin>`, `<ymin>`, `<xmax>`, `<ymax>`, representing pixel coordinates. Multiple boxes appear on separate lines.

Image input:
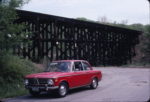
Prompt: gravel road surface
<box><xmin>4</xmin><ymin>67</ymin><xmax>150</xmax><ymax>102</ymax></box>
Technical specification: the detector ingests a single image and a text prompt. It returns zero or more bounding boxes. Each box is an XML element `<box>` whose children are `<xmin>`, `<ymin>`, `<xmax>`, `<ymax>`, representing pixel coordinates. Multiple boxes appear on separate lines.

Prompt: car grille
<box><xmin>28</xmin><ymin>78</ymin><xmax>48</xmax><ymax>85</ymax></box>
<box><xmin>38</xmin><ymin>78</ymin><xmax>48</xmax><ymax>84</ymax></box>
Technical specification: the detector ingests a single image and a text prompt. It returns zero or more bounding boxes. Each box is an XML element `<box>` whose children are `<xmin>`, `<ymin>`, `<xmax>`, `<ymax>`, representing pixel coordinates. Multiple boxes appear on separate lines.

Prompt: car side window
<box><xmin>82</xmin><ymin>62</ymin><xmax>91</xmax><ymax>70</ymax></box>
<box><xmin>74</xmin><ymin>62</ymin><xmax>84</xmax><ymax>71</ymax></box>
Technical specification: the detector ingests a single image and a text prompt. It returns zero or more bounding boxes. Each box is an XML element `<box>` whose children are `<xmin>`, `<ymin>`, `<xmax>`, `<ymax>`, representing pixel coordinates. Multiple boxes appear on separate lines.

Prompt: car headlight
<box><xmin>24</xmin><ymin>79</ymin><xmax>29</xmax><ymax>85</ymax></box>
<box><xmin>47</xmin><ymin>79</ymin><xmax>54</xmax><ymax>85</ymax></box>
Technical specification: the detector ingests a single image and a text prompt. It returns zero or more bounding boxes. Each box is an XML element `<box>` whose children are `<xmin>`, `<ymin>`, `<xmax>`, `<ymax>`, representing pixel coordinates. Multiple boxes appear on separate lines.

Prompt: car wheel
<box><xmin>57</xmin><ymin>82</ymin><xmax>68</xmax><ymax>97</ymax></box>
<box><xmin>90</xmin><ymin>78</ymin><xmax>98</xmax><ymax>89</ymax></box>
<box><xmin>29</xmin><ymin>90</ymin><xmax>40</xmax><ymax>96</ymax></box>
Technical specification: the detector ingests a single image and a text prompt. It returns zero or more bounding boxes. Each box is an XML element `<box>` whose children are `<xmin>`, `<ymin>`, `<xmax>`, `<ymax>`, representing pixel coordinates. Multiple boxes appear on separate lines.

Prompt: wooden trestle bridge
<box><xmin>14</xmin><ymin>10</ymin><xmax>142</xmax><ymax>66</ymax></box>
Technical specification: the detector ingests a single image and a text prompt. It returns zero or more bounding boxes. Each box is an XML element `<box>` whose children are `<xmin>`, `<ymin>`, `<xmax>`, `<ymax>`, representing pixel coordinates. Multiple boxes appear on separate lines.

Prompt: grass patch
<box><xmin>0</xmin><ymin>52</ymin><xmax>40</xmax><ymax>99</ymax></box>
<box><xmin>0</xmin><ymin>83</ymin><xmax>28</xmax><ymax>98</ymax></box>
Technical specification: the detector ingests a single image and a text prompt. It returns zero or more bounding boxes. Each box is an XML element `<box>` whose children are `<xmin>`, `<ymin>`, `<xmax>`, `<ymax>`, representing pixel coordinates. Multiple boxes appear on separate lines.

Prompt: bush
<box><xmin>0</xmin><ymin>52</ymin><xmax>39</xmax><ymax>98</ymax></box>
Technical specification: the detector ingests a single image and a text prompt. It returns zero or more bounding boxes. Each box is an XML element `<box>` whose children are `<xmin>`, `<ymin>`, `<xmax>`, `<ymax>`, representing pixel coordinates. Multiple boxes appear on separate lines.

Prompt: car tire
<box><xmin>29</xmin><ymin>90</ymin><xmax>40</xmax><ymax>96</ymax></box>
<box><xmin>90</xmin><ymin>78</ymin><xmax>98</xmax><ymax>89</ymax></box>
<box><xmin>57</xmin><ymin>82</ymin><xmax>68</xmax><ymax>97</ymax></box>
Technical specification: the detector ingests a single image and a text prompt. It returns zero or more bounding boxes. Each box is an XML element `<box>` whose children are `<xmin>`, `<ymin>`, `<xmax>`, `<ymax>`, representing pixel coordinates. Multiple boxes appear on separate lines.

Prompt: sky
<box><xmin>22</xmin><ymin>0</ymin><xmax>149</xmax><ymax>25</ymax></box>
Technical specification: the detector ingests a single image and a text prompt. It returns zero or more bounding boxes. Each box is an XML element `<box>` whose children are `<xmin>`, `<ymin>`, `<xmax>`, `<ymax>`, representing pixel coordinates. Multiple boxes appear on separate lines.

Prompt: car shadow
<box><xmin>21</xmin><ymin>86</ymin><xmax>92</xmax><ymax>100</ymax></box>
<box><xmin>68</xmin><ymin>86</ymin><xmax>91</xmax><ymax>95</ymax></box>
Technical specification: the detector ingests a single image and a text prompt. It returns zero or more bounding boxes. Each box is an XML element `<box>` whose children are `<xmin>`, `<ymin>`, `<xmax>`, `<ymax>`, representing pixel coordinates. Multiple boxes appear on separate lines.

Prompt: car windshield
<box><xmin>45</xmin><ymin>62</ymin><xmax>71</xmax><ymax>72</ymax></box>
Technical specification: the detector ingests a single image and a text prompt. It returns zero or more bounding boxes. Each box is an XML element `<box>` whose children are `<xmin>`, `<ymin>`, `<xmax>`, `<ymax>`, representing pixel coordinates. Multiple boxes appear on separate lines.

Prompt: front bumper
<box><xmin>25</xmin><ymin>85</ymin><xmax>59</xmax><ymax>91</ymax></box>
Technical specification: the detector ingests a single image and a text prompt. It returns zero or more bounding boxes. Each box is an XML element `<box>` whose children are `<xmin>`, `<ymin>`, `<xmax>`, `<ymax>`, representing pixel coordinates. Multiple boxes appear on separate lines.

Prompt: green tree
<box><xmin>129</xmin><ymin>23</ymin><xmax>145</xmax><ymax>31</ymax></box>
<box><xmin>140</xmin><ymin>25</ymin><xmax>150</xmax><ymax>64</ymax></box>
<box><xmin>0</xmin><ymin>0</ymin><xmax>29</xmax><ymax>51</ymax></box>
<box><xmin>76</xmin><ymin>17</ymin><xmax>95</xmax><ymax>23</ymax></box>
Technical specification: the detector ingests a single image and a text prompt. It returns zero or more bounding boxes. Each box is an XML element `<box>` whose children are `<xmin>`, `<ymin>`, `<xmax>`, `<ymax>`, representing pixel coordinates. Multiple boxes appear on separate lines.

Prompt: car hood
<box><xmin>25</xmin><ymin>72</ymin><xmax>69</xmax><ymax>79</ymax></box>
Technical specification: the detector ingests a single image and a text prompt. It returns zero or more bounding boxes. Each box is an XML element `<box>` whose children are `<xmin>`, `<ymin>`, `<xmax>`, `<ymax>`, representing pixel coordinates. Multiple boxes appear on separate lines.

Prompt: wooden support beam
<box><xmin>14</xmin><ymin>10</ymin><xmax>142</xmax><ymax>65</ymax></box>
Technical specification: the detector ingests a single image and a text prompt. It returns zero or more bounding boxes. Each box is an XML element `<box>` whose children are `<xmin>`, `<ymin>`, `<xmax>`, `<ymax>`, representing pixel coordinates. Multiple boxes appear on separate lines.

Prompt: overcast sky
<box><xmin>22</xmin><ymin>0</ymin><xmax>149</xmax><ymax>25</ymax></box>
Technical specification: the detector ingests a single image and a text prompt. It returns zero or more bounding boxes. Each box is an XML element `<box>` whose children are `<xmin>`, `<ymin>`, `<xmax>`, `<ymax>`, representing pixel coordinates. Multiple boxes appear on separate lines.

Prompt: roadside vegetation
<box><xmin>0</xmin><ymin>0</ymin><xmax>40</xmax><ymax>99</ymax></box>
<box><xmin>0</xmin><ymin>52</ymin><xmax>40</xmax><ymax>98</ymax></box>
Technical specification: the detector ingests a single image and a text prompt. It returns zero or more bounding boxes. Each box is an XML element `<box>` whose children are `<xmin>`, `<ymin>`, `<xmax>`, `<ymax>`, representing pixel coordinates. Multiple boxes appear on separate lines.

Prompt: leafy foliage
<box><xmin>0</xmin><ymin>0</ymin><xmax>34</xmax><ymax>98</ymax></box>
<box><xmin>0</xmin><ymin>53</ymin><xmax>35</xmax><ymax>84</ymax></box>
<box><xmin>0</xmin><ymin>0</ymin><xmax>29</xmax><ymax>50</ymax></box>
<box><xmin>140</xmin><ymin>25</ymin><xmax>150</xmax><ymax>64</ymax></box>
<box><xmin>0</xmin><ymin>53</ymin><xmax>39</xmax><ymax>98</ymax></box>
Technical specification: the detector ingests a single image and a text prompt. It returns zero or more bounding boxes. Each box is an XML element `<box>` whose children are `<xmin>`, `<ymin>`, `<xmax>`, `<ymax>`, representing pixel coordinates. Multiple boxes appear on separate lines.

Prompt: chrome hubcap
<box><xmin>59</xmin><ymin>85</ymin><xmax>67</xmax><ymax>96</ymax></box>
<box><xmin>92</xmin><ymin>79</ymin><xmax>97</xmax><ymax>88</ymax></box>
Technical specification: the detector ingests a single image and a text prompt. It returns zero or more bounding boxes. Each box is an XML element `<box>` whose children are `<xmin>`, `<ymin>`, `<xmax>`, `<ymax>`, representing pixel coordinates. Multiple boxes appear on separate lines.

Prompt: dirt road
<box><xmin>4</xmin><ymin>67</ymin><xmax>150</xmax><ymax>102</ymax></box>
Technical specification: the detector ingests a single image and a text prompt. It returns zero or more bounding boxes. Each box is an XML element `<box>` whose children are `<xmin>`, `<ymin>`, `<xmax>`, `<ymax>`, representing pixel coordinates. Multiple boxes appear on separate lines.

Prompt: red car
<box><xmin>24</xmin><ymin>60</ymin><xmax>102</xmax><ymax>97</ymax></box>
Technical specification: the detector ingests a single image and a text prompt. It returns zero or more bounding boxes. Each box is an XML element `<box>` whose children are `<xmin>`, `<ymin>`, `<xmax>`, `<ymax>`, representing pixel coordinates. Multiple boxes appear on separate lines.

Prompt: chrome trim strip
<box><xmin>47</xmin><ymin>86</ymin><xmax>59</xmax><ymax>89</ymax></box>
<box><xmin>26</xmin><ymin>86</ymin><xmax>59</xmax><ymax>90</ymax></box>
